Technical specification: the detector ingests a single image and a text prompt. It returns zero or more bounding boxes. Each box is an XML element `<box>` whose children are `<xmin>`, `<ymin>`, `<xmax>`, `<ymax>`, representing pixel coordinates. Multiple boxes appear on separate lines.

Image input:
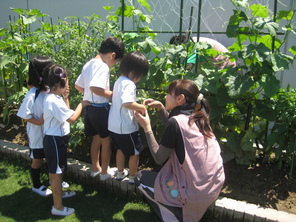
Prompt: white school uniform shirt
<box><xmin>43</xmin><ymin>93</ymin><xmax>74</xmax><ymax>136</ymax></box>
<box><xmin>17</xmin><ymin>87</ymin><xmax>46</xmax><ymax>149</ymax></box>
<box><xmin>75</xmin><ymin>58</ymin><xmax>110</xmax><ymax>103</ymax></box>
<box><xmin>108</xmin><ymin>76</ymin><xmax>139</xmax><ymax>134</ymax></box>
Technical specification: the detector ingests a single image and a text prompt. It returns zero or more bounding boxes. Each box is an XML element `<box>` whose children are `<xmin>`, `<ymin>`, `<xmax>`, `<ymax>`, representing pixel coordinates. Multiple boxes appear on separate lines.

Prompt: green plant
<box><xmin>0</xmin><ymin>8</ymin><xmax>120</xmax><ymax>151</ymax></box>
<box><xmin>102</xmin><ymin>0</ymin><xmax>296</xmax><ymax>171</ymax></box>
<box><xmin>266</xmin><ymin>87</ymin><xmax>296</xmax><ymax>177</ymax></box>
<box><xmin>211</xmin><ymin>0</ymin><xmax>296</xmax><ymax>168</ymax></box>
<box><xmin>0</xmin><ymin>9</ymin><xmax>48</xmax><ymax>103</ymax></box>
<box><xmin>1</xmin><ymin>0</ymin><xmax>296</xmax><ymax>176</ymax></box>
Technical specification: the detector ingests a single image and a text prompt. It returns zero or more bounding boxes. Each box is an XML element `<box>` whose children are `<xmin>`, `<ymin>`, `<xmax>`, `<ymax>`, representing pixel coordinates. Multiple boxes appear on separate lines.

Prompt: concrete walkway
<box><xmin>1</xmin><ymin>139</ymin><xmax>296</xmax><ymax>222</ymax></box>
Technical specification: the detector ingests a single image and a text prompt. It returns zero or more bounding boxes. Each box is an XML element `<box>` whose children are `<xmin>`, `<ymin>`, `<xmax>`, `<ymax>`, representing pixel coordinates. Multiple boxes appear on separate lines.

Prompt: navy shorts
<box><xmin>43</xmin><ymin>135</ymin><xmax>68</xmax><ymax>174</ymax></box>
<box><xmin>29</xmin><ymin>148</ymin><xmax>46</xmax><ymax>159</ymax></box>
<box><xmin>110</xmin><ymin>131</ymin><xmax>144</xmax><ymax>157</ymax></box>
<box><xmin>84</xmin><ymin>104</ymin><xmax>110</xmax><ymax>138</ymax></box>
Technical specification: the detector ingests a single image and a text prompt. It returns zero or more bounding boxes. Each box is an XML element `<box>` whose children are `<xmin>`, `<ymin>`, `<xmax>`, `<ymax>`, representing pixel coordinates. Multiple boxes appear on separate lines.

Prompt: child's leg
<box><xmin>116</xmin><ymin>149</ymin><xmax>125</xmax><ymax>172</ymax></box>
<box><xmin>129</xmin><ymin>154</ymin><xmax>139</xmax><ymax>177</ymax></box>
<box><xmin>91</xmin><ymin>134</ymin><xmax>102</xmax><ymax>172</ymax></box>
<box><xmin>100</xmin><ymin>136</ymin><xmax>111</xmax><ymax>174</ymax></box>
<box><xmin>30</xmin><ymin>158</ymin><xmax>43</xmax><ymax>188</ymax></box>
<box><xmin>50</xmin><ymin>173</ymin><xmax>63</xmax><ymax>210</ymax></box>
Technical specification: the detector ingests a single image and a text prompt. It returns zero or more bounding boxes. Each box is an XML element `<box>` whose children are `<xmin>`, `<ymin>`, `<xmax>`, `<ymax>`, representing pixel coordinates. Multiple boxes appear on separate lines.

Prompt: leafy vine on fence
<box><xmin>0</xmin><ymin>0</ymin><xmax>296</xmax><ymax>176</ymax></box>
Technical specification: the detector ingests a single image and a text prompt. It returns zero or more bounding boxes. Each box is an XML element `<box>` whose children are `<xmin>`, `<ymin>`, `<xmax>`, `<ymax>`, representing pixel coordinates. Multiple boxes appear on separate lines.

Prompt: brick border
<box><xmin>1</xmin><ymin>139</ymin><xmax>296</xmax><ymax>222</ymax></box>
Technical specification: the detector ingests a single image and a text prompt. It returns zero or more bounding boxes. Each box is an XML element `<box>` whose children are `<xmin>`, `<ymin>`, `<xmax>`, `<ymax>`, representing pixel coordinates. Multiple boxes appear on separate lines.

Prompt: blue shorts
<box><xmin>43</xmin><ymin>135</ymin><xmax>68</xmax><ymax>174</ymax></box>
<box><xmin>110</xmin><ymin>131</ymin><xmax>144</xmax><ymax>157</ymax></box>
<box><xmin>29</xmin><ymin>148</ymin><xmax>46</xmax><ymax>159</ymax></box>
<box><xmin>84</xmin><ymin>104</ymin><xmax>110</xmax><ymax>138</ymax></box>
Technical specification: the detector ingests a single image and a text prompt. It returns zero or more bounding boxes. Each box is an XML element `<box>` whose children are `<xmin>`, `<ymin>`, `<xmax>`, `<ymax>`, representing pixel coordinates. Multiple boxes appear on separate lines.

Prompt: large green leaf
<box><xmin>201</xmin><ymin>78</ymin><xmax>218</xmax><ymax>95</ymax></box>
<box><xmin>0</xmin><ymin>28</ymin><xmax>7</xmax><ymax>37</ymax></box>
<box><xmin>140</xmin><ymin>14</ymin><xmax>152</xmax><ymax>23</ymax></box>
<box><xmin>226</xmin><ymin>10</ymin><xmax>248</xmax><ymax>38</ymax></box>
<box><xmin>231</xmin><ymin>0</ymin><xmax>249</xmax><ymax>8</ymax></box>
<box><xmin>216</xmin><ymin>86</ymin><xmax>234</xmax><ymax>106</ymax></box>
<box><xmin>137</xmin><ymin>0</ymin><xmax>151</xmax><ymax>12</ymax></box>
<box><xmin>267</xmin><ymin>132</ymin><xmax>279</xmax><ymax>146</ymax></box>
<box><xmin>225</xmin><ymin>74</ymin><xmax>254</xmax><ymax>97</ymax></box>
<box><xmin>103</xmin><ymin>6</ymin><xmax>114</xmax><ymax>11</ymax></box>
<box><xmin>276</xmin><ymin>10</ymin><xmax>293</xmax><ymax>22</ymax></box>
<box><xmin>260</xmin><ymin>74</ymin><xmax>280</xmax><ymax>98</ymax></box>
<box><xmin>241</xmin><ymin>128</ymin><xmax>255</xmax><ymax>151</ymax></box>
<box><xmin>115</xmin><ymin>5</ymin><xmax>134</xmax><ymax>17</ymax></box>
<box><xmin>289</xmin><ymin>46</ymin><xmax>296</xmax><ymax>56</ymax></box>
<box><xmin>207</xmin><ymin>96</ymin><xmax>227</xmax><ymax>120</ymax></box>
<box><xmin>228</xmin><ymin>41</ymin><xmax>242</xmax><ymax>52</ymax></box>
<box><xmin>191</xmin><ymin>74</ymin><xmax>204</xmax><ymax>90</ymax></box>
<box><xmin>254</xmin><ymin>17</ymin><xmax>278</xmax><ymax>36</ymax></box>
<box><xmin>10</xmin><ymin>8</ymin><xmax>24</xmax><ymax>14</ymax></box>
<box><xmin>13</xmin><ymin>33</ymin><xmax>23</xmax><ymax>42</ymax></box>
<box><xmin>21</xmin><ymin>15</ymin><xmax>37</xmax><ymax>25</ymax></box>
<box><xmin>253</xmin><ymin>100</ymin><xmax>277</xmax><ymax>121</ymax></box>
<box><xmin>226</xmin><ymin>131</ymin><xmax>243</xmax><ymax>156</ymax></box>
<box><xmin>27</xmin><ymin>9</ymin><xmax>48</xmax><ymax>17</ymax></box>
<box><xmin>257</xmin><ymin>35</ymin><xmax>281</xmax><ymax>50</ymax></box>
<box><xmin>250</xmin><ymin>4</ymin><xmax>269</xmax><ymax>18</ymax></box>
<box><xmin>242</xmin><ymin>43</ymin><xmax>256</xmax><ymax>58</ymax></box>
<box><xmin>138</xmin><ymin>37</ymin><xmax>156</xmax><ymax>53</ymax></box>
<box><xmin>271</xmin><ymin>54</ymin><xmax>292</xmax><ymax>72</ymax></box>
<box><xmin>0</xmin><ymin>55</ymin><xmax>17</xmax><ymax>69</ymax></box>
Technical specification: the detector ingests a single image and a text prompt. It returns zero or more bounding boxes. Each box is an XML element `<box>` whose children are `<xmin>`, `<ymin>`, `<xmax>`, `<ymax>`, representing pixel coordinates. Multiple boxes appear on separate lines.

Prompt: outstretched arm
<box><xmin>67</xmin><ymin>100</ymin><xmax>90</xmax><ymax>124</ymax></box>
<box><xmin>143</xmin><ymin>98</ymin><xmax>168</xmax><ymax>124</ymax></box>
<box><xmin>134</xmin><ymin>111</ymin><xmax>172</xmax><ymax>164</ymax></box>
<box><xmin>75</xmin><ymin>84</ymin><xmax>84</xmax><ymax>94</ymax></box>
<box><xmin>123</xmin><ymin>102</ymin><xmax>146</xmax><ymax>116</ymax></box>
<box><xmin>26</xmin><ymin>115</ymin><xmax>44</xmax><ymax>125</ymax></box>
<box><xmin>90</xmin><ymin>86</ymin><xmax>112</xmax><ymax>100</ymax></box>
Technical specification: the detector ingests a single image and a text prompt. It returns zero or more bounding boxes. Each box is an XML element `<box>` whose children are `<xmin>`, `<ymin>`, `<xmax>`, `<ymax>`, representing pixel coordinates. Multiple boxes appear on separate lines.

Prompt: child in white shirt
<box><xmin>108</xmin><ymin>51</ymin><xmax>149</xmax><ymax>184</ymax></box>
<box><xmin>43</xmin><ymin>64</ymin><xmax>89</xmax><ymax>216</ymax></box>
<box><xmin>17</xmin><ymin>56</ymin><xmax>54</xmax><ymax>196</ymax></box>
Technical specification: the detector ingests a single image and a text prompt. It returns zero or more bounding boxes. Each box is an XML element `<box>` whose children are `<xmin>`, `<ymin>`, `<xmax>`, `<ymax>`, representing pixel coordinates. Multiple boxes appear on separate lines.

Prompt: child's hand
<box><xmin>143</xmin><ymin>98</ymin><xmax>164</xmax><ymax>111</ymax></box>
<box><xmin>38</xmin><ymin>114</ymin><xmax>44</xmax><ymax>125</ymax></box>
<box><xmin>138</xmin><ymin>105</ymin><xmax>147</xmax><ymax>116</ymax></box>
<box><xmin>62</xmin><ymin>85</ymin><xmax>70</xmax><ymax>99</ymax></box>
<box><xmin>134</xmin><ymin>111</ymin><xmax>151</xmax><ymax>132</ymax></box>
<box><xmin>81</xmin><ymin>100</ymin><xmax>90</xmax><ymax>108</ymax></box>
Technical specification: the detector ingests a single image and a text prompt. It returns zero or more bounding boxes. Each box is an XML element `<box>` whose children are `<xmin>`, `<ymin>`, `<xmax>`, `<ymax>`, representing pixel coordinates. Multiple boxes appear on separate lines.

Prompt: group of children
<box><xmin>17</xmin><ymin>36</ymin><xmax>149</xmax><ymax>216</ymax></box>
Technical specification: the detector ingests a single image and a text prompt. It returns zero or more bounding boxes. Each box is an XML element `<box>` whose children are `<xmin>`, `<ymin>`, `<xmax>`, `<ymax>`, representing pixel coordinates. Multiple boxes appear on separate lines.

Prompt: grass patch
<box><xmin>0</xmin><ymin>156</ymin><xmax>160</xmax><ymax>222</ymax></box>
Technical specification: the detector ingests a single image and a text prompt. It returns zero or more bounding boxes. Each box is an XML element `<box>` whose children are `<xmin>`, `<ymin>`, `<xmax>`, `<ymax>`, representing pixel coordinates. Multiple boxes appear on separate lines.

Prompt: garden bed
<box><xmin>1</xmin><ymin>111</ymin><xmax>296</xmax><ymax>215</ymax></box>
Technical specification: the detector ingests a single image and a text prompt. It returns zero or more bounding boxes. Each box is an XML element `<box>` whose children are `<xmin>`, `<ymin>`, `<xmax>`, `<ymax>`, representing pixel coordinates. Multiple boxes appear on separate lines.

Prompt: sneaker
<box><xmin>90</xmin><ymin>170</ymin><xmax>101</xmax><ymax>177</ymax></box>
<box><xmin>62</xmin><ymin>191</ymin><xmax>76</xmax><ymax>198</ymax></box>
<box><xmin>32</xmin><ymin>185</ymin><xmax>52</xmax><ymax>196</ymax></box>
<box><xmin>100</xmin><ymin>168</ymin><xmax>115</xmax><ymax>181</ymax></box>
<box><xmin>62</xmin><ymin>181</ymin><xmax>70</xmax><ymax>189</ymax></box>
<box><xmin>49</xmin><ymin>181</ymin><xmax>69</xmax><ymax>189</ymax></box>
<box><xmin>129</xmin><ymin>176</ymin><xmax>135</xmax><ymax>185</ymax></box>
<box><xmin>51</xmin><ymin>206</ymin><xmax>75</xmax><ymax>216</ymax></box>
<box><xmin>116</xmin><ymin>169</ymin><xmax>129</xmax><ymax>181</ymax></box>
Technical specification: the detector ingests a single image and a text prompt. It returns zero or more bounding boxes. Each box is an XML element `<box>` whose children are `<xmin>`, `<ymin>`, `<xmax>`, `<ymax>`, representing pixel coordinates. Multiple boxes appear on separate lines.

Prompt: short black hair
<box><xmin>169</xmin><ymin>34</ymin><xmax>188</xmax><ymax>45</ymax></box>
<box><xmin>119</xmin><ymin>51</ymin><xmax>149</xmax><ymax>80</ymax></box>
<box><xmin>99</xmin><ymin>37</ymin><xmax>125</xmax><ymax>60</ymax></box>
<box><xmin>43</xmin><ymin>64</ymin><xmax>69</xmax><ymax>89</ymax></box>
<box><xmin>28</xmin><ymin>56</ymin><xmax>54</xmax><ymax>90</ymax></box>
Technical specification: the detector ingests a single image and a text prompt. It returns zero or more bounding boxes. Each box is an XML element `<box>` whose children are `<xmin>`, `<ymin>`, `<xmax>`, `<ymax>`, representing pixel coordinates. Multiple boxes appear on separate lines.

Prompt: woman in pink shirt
<box><xmin>135</xmin><ymin>79</ymin><xmax>225</xmax><ymax>222</ymax></box>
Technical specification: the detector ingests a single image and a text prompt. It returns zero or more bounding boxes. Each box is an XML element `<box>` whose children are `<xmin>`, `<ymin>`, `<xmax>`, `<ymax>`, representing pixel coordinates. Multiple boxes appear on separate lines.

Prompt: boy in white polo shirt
<box><xmin>75</xmin><ymin>37</ymin><xmax>124</xmax><ymax>180</ymax></box>
<box><xmin>108</xmin><ymin>51</ymin><xmax>149</xmax><ymax>184</ymax></box>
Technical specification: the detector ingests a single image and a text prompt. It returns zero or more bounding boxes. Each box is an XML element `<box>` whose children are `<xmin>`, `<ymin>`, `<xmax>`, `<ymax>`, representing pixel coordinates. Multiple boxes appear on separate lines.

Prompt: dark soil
<box><xmin>1</xmin><ymin>110</ymin><xmax>296</xmax><ymax>215</ymax></box>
